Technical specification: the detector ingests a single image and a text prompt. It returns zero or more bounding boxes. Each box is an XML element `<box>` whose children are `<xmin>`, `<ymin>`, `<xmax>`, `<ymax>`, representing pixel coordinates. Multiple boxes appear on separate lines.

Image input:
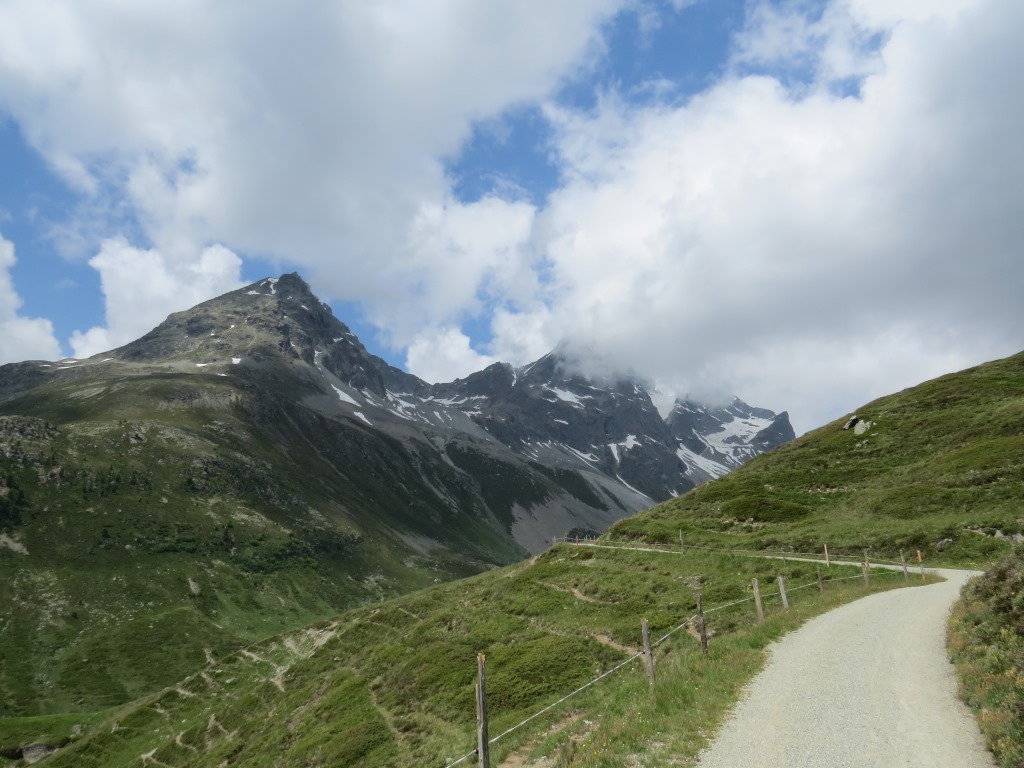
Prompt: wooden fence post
<box><xmin>824</xmin><ymin>542</ymin><xmax>830</xmax><ymax>568</ymax></box>
<box><xmin>752</xmin><ymin>578</ymin><xmax>764</xmax><ymax>623</ymax></box>
<box><xmin>696</xmin><ymin>590</ymin><xmax>709</xmax><ymax>655</ymax></box>
<box><xmin>641</xmin><ymin>619</ymin><xmax>655</xmax><ymax>687</ymax></box>
<box><xmin>816</xmin><ymin>566</ymin><xmax>824</xmax><ymax>593</ymax></box>
<box><xmin>476</xmin><ymin>653</ymin><xmax>490</xmax><ymax>768</ymax></box>
<box><xmin>777</xmin><ymin>575</ymin><xmax>789</xmax><ymax>609</ymax></box>
<box><xmin>900</xmin><ymin>550</ymin><xmax>909</xmax><ymax>581</ymax></box>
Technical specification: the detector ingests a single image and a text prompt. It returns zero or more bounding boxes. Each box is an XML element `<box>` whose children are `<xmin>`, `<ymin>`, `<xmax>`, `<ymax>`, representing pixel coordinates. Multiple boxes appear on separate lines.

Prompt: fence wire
<box><xmin>558</xmin><ymin>535</ymin><xmax>910</xmax><ymax>568</ymax></box>
<box><xmin>442</xmin><ymin>544</ymin><xmax>919</xmax><ymax>767</ymax></box>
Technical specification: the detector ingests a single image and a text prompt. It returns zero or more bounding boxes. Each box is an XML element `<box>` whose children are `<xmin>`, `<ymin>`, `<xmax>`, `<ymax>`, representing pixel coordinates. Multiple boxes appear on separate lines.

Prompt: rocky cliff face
<box><xmin>427</xmin><ymin>351</ymin><xmax>794</xmax><ymax>503</ymax></box>
<box><xmin>1</xmin><ymin>273</ymin><xmax>794</xmax><ymax>554</ymax></box>
<box><xmin>667</xmin><ymin>398</ymin><xmax>796</xmax><ymax>482</ymax></box>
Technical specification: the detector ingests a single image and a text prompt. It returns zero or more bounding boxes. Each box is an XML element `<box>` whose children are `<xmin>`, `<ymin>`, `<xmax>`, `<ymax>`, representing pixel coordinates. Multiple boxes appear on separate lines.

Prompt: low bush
<box><xmin>949</xmin><ymin>545</ymin><xmax>1024</xmax><ymax>768</ymax></box>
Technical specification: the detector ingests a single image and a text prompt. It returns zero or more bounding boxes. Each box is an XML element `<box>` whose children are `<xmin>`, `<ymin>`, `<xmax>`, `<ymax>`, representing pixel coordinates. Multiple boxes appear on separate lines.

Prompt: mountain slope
<box><xmin>430</xmin><ymin>353</ymin><xmax>794</xmax><ymax>503</ymax></box>
<box><xmin>611</xmin><ymin>351</ymin><xmax>1024</xmax><ymax>562</ymax></box>
<box><xmin>0</xmin><ymin>273</ymin><xmax>791</xmax><ymax>719</ymax></box>
<box><xmin>0</xmin><ymin>275</ymin><xmax>538</xmax><ymax>716</ymax></box>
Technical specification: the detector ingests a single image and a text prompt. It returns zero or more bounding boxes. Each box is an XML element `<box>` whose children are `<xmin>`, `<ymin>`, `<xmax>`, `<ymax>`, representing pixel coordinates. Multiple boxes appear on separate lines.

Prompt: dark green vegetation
<box><xmin>611</xmin><ymin>351</ymin><xmax>1024</xmax><ymax>566</ymax></box>
<box><xmin>0</xmin><ymin>272</ymin><xmax>606</xmax><ymax>722</ymax></box>
<box><xmin>1</xmin><ymin>545</ymin><xmax>921</xmax><ymax>767</ymax></box>
<box><xmin>0</xmin><ymin>370</ymin><xmax>524</xmax><ymax>718</ymax></box>
<box><xmin>949</xmin><ymin>545</ymin><xmax>1024</xmax><ymax>768</ymax></box>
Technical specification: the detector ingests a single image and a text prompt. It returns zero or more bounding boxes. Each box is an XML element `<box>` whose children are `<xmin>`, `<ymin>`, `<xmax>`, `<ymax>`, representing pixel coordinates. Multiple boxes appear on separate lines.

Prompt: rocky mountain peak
<box><xmin>427</xmin><ymin>347</ymin><xmax>791</xmax><ymax>500</ymax></box>
<box><xmin>106</xmin><ymin>273</ymin><xmax>423</xmax><ymax>397</ymax></box>
<box><xmin>3</xmin><ymin>273</ymin><xmax>795</xmax><ymax>547</ymax></box>
<box><xmin>667</xmin><ymin>396</ymin><xmax>796</xmax><ymax>477</ymax></box>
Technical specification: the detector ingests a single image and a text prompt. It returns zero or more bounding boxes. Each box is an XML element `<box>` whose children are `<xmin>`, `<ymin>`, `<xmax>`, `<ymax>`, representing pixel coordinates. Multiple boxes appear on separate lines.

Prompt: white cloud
<box><xmin>405</xmin><ymin>326</ymin><xmax>497</xmax><ymax>383</ymax></box>
<box><xmin>0</xmin><ymin>232</ymin><xmax>62</xmax><ymax>363</ymax></box>
<box><xmin>731</xmin><ymin>1</ymin><xmax>887</xmax><ymax>86</ymax></box>
<box><xmin>2</xmin><ymin>0</ymin><xmax>1022</xmax><ymax>436</ymax></box>
<box><xmin>489</xmin><ymin>304</ymin><xmax>557</xmax><ymax>366</ymax></box>
<box><xmin>498</xmin><ymin>0</ymin><xmax>1024</xmax><ymax>432</ymax></box>
<box><xmin>69</xmin><ymin>238</ymin><xmax>242</xmax><ymax>357</ymax></box>
<box><xmin>0</xmin><ymin>0</ymin><xmax>626</xmax><ymax>346</ymax></box>
<box><xmin>374</xmin><ymin>194</ymin><xmax>538</xmax><ymax>346</ymax></box>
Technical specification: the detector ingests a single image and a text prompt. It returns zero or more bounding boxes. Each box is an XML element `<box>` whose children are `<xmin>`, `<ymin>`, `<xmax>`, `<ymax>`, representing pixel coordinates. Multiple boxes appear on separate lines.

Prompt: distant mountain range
<box><xmin>0</xmin><ymin>273</ymin><xmax>791</xmax><ymax>715</ymax></box>
<box><xmin>115</xmin><ymin>273</ymin><xmax>792</xmax><ymax>542</ymax></box>
<box><xmin>2</xmin><ymin>272</ymin><xmax>793</xmax><ymax>555</ymax></box>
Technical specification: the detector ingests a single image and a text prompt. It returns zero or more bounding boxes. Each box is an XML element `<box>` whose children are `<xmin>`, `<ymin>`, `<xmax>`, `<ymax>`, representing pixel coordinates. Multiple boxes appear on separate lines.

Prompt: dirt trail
<box><xmin>695</xmin><ymin>568</ymin><xmax>995</xmax><ymax>768</ymax></box>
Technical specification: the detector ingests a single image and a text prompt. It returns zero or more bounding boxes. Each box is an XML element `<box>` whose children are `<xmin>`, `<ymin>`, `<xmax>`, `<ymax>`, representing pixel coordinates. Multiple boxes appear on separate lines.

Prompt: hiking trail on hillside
<box><xmin>695</xmin><ymin>568</ymin><xmax>995</xmax><ymax>768</ymax></box>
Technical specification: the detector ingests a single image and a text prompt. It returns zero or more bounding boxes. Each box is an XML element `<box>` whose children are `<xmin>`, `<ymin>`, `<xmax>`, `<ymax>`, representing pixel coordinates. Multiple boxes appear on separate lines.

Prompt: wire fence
<box><xmin>442</xmin><ymin>542</ymin><xmax>915</xmax><ymax>768</ymax></box>
<box><xmin>552</xmin><ymin>534</ymin><xmax>913</xmax><ymax>568</ymax></box>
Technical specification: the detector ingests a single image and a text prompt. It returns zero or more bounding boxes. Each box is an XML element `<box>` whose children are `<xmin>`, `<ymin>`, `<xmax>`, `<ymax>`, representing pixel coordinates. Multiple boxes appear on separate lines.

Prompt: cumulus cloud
<box><xmin>0</xmin><ymin>0</ymin><xmax>625</xmax><ymax>351</ymax></box>
<box><xmin>483</xmin><ymin>0</ymin><xmax>1024</xmax><ymax>432</ymax></box>
<box><xmin>69</xmin><ymin>238</ymin><xmax>242</xmax><ymax>357</ymax></box>
<box><xmin>0</xmin><ymin>232</ymin><xmax>62</xmax><ymax>363</ymax></box>
<box><xmin>2</xmin><ymin>0</ymin><xmax>1022</xmax><ymax>434</ymax></box>
<box><xmin>405</xmin><ymin>326</ymin><xmax>497</xmax><ymax>383</ymax></box>
<box><xmin>377</xmin><ymin>194</ymin><xmax>538</xmax><ymax>347</ymax></box>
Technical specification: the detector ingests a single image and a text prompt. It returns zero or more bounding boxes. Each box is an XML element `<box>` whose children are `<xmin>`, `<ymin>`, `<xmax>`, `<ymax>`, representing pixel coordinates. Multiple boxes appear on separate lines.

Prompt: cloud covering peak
<box><xmin>0</xmin><ymin>0</ymin><xmax>1021</xmax><ymax>433</ymax></box>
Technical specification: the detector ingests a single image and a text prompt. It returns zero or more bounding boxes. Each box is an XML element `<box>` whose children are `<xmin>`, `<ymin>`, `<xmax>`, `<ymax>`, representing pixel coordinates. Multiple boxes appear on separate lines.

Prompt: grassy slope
<box><xmin>3</xmin><ymin>545</ymin><xmax>923</xmax><ymax>767</ymax></box>
<box><xmin>0</xmin><ymin>365</ymin><xmax>523</xmax><ymax>719</ymax></box>
<box><xmin>948</xmin><ymin>545</ymin><xmax>1024</xmax><ymax>768</ymax></box>
<box><xmin>610</xmin><ymin>352</ymin><xmax>1024</xmax><ymax>566</ymax></box>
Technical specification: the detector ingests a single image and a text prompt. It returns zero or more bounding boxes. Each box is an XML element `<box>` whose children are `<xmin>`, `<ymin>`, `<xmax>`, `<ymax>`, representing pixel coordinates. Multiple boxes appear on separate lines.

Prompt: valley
<box><xmin>0</xmin><ymin>276</ymin><xmax>1021</xmax><ymax>766</ymax></box>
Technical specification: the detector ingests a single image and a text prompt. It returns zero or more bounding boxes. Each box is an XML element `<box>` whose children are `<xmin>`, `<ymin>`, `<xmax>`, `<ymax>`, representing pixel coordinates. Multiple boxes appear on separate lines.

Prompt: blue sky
<box><xmin>1</xmin><ymin>0</ymin><xmax>1022</xmax><ymax>434</ymax></box>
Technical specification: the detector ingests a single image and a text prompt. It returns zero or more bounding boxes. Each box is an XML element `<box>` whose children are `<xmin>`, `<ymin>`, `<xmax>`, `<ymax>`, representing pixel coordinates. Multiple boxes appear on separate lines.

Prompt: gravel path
<box><xmin>696</xmin><ymin>568</ymin><xmax>995</xmax><ymax>768</ymax></box>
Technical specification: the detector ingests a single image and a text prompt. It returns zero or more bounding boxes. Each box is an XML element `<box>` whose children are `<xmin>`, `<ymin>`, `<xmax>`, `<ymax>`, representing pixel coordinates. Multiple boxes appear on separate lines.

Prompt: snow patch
<box><xmin>703</xmin><ymin>415</ymin><xmax>773</xmax><ymax>454</ymax></box>
<box><xmin>615</xmin><ymin>473</ymin><xmax>652</xmax><ymax>500</ymax></box>
<box><xmin>353</xmin><ymin>411</ymin><xmax>372</xmax><ymax>426</ymax></box>
<box><xmin>232</xmin><ymin>357</ymin><xmax>242</xmax><ymax>365</ymax></box>
<box><xmin>565</xmin><ymin>445</ymin><xmax>599</xmax><ymax>463</ymax></box>
<box><xmin>331</xmin><ymin>385</ymin><xmax>359</xmax><ymax>406</ymax></box>
<box><xmin>608</xmin><ymin>434</ymin><xmax>640</xmax><ymax>464</ymax></box>
<box><xmin>676</xmin><ymin>444</ymin><xmax>730</xmax><ymax>479</ymax></box>
<box><xmin>542</xmin><ymin>385</ymin><xmax>591</xmax><ymax>408</ymax></box>
<box><xmin>422</xmin><ymin>395</ymin><xmax>470</xmax><ymax>406</ymax></box>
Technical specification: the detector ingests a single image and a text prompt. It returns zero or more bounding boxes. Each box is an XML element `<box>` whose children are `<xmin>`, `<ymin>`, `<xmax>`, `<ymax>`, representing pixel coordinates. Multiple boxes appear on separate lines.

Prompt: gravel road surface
<box><xmin>696</xmin><ymin>568</ymin><xmax>995</xmax><ymax>768</ymax></box>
